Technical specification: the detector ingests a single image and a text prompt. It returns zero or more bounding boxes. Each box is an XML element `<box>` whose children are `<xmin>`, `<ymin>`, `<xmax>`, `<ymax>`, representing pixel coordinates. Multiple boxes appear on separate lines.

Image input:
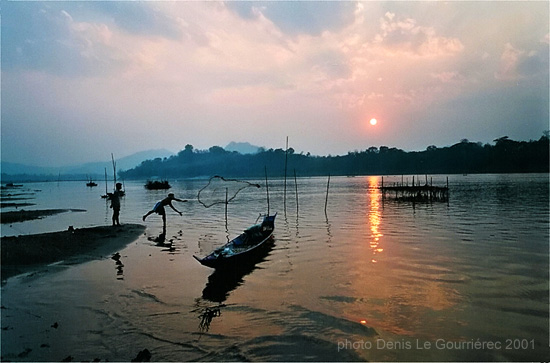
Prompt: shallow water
<box><xmin>1</xmin><ymin>174</ymin><xmax>548</xmax><ymax>361</ymax></box>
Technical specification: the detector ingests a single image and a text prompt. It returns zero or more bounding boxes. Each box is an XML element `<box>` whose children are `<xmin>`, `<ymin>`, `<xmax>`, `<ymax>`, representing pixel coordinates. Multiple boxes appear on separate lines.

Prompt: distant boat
<box><xmin>194</xmin><ymin>214</ymin><xmax>276</xmax><ymax>269</ymax></box>
<box><xmin>86</xmin><ymin>178</ymin><xmax>98</xmax><ymax>187</ymax></box>
<box><xmin>145</xmin><ymin>180</ymin><xmax>171</xmax><ymax>190</ymax></box>
<box><xmin>2</xmin><ymin>183</ymin><xmax>23</xmax><ymax>189</ymax></box>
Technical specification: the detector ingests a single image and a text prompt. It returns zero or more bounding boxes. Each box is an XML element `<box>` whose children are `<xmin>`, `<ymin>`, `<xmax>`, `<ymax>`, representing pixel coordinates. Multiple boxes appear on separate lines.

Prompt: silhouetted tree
<box><xmin>119</xmin><ymin>134</ymin><xmax>549</xmax><ymax>179</ymax></box>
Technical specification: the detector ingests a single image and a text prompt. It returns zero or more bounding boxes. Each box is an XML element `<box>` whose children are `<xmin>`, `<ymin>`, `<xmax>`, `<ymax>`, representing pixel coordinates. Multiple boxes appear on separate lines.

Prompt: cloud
<box><xmin>374</xmin><ymin>11</ymin><xmax>464</xmax><ymax>57</ymax></box>
<box><xmin>3</xmin><ymin>3</ymin><xmax>130</xmax><ymax>77</ymax></box>
<box><xmin>1</xmin><ymin>1</ymin><xmax>548</xmax><ymax>165</ymax></box>
<box><xmin>1</xmin><ymin>1</ymin><xmax>185</xmax><ymax>77</ymax></box>
<box><xmin>494</xmin><ymin>40</ymin><xmax>549</xmax><ymax>82</ymax></box>
<box><xmin>88</xmin><ymin>1</ymin><xmax>182</xmax><ymax>40</ymax></box>
<box><xmin>517</xmin><ymin>42</ymin><xmax>549</xmax><ymax>80</ymax></box>
<box><xmin>226</xmin><ymin>1</ymin><xmax>356</xmax><ymax>36</ymax></box>
<box><xmin>430</xmin><ymin>71</ymin><xmax>463</xmax><ymax>83</ymax></box>
<box><xmin>495</xmin><ymin>43</ymin><xmax>524</xmax><ymax>80</ymax></box>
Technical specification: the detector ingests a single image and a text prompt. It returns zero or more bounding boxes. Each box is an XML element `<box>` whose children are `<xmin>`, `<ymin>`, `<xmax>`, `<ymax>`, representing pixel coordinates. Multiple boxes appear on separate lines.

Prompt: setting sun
<box><xmin>369</xmin><ymin>118</ymin><xmax>377</xmax><ymax>126</ymax></box>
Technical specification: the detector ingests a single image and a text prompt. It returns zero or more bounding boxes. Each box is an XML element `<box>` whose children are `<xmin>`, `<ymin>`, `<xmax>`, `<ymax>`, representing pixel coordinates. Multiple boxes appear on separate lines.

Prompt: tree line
<box><xmin>120</xmin><ymin>134</ymin><xmax>549</xmax><ymax>179</ymax></box>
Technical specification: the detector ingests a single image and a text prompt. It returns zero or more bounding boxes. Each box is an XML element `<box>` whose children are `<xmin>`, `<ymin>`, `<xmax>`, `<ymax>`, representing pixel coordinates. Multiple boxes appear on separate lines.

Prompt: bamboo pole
<box><xmin>324</xmin><ymin>173</ymin><xmax>331</xmax><ymax>215</ymax></box>
<box><xmin>294</xmin><ymin>169</ymin><xmax>299</xmax><ymax>214</ymax></box>
<box><xmin>284</xmin><ymin>136</ymin><xmax>288</xmax><ymax>212</ymax></box>
<box><xmin>225</xmin><ymin>188</ymin><xmax>228</xmax><ymax>229</ymax></box>
<box><xmin>265</xmin><ymin>166</ymin><xmax>270</xmax><ymax>215</ymax></box>
<box><xmin>111</xmin><ymin>153</ymin><xmax>117</xmax><ymax>191</ymax></box>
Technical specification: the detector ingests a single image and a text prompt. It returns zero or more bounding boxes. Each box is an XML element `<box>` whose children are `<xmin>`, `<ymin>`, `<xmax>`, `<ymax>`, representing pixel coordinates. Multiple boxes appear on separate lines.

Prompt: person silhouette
<box><xmin>108</xmin><ymin>183</ymin><xmax>124</xmax><ymax>226</ymax></box>
<box><xmin>143</xmin><ymin>193</ymin><xmax>187</xmax><ymax>234</ymax></box>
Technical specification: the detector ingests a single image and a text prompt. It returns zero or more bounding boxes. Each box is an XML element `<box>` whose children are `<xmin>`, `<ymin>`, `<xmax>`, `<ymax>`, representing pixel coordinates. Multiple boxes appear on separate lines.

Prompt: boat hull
<box><xmin>194</xmin><ymin>214</ymin><xmax>276</xmax><ymax>269</ymax></box>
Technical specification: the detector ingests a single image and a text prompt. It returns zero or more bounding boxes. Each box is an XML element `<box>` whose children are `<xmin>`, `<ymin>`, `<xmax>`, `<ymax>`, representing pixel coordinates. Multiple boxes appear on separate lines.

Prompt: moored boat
<box><xmin>145</xmin><ymin>180</ymin><xmax>171</xmax><ymax>190</ymax></box>
<box><xmin>194</xmin><ymin>214</ymin><xmax>277</xmax><ymax>269</ymax></box>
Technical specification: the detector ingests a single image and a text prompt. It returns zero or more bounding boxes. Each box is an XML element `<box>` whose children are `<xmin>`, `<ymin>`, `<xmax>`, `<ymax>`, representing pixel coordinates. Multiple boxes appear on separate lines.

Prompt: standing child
<box><xmin>143</xmin><ymin>193</ymin><xmax>187</xmax><ymax>234</ymax></box>
<box><xmin>108</xmin><ymin>183</ymin><xmax>124</xmax><ymax>226</ymax></box>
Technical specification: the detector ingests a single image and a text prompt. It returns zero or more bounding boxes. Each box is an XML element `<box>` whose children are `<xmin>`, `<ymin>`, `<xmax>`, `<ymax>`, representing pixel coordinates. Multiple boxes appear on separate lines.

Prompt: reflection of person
<box><xmin>108</xmin><ymin>183</ymin><xmax>124</xmax><ymax>226</ymax></box>
<box><xmin>143</xmin><ymin>193</ymin><xmax>187</xmax><ymax>233</ymax></box>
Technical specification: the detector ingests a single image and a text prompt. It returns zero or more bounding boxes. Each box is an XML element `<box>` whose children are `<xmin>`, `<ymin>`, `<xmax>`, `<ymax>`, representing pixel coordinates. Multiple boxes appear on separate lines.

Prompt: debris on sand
<box><xmin>131</xmin><ymin>348</ymin><xmax>152</xmax><ymax>362</ymax></box>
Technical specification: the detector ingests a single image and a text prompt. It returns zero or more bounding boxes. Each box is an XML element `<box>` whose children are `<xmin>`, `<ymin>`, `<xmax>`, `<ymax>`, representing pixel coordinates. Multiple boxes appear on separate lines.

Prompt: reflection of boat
<box><xmin>194</xmin><ymin>214</ymin><xmax>276</xmax><ymax>269</ymax></box>
<box><xmin>145</xmin><ymin>180</ymin><xmax>171</xmax><ymax>190</ymax></box>
<box><xmin>201</xmin><ymin>237</ymin><xmax>275</xmax><ymax>302</ymax></box>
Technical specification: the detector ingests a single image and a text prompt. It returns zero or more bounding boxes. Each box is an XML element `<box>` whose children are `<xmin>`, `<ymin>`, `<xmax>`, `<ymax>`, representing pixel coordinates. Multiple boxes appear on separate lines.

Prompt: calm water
<box><xmin>1</xmin><ymin>174</ymin><xmax>548</xmax><ymax>361</ymax></box>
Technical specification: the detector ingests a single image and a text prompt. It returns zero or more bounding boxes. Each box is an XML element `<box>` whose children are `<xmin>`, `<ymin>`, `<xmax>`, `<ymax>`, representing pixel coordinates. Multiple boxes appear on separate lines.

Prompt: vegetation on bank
<box><xmin>120</xmin><ymin>134</ymin><xmax>549</xmax><ymax>179</ymax></box>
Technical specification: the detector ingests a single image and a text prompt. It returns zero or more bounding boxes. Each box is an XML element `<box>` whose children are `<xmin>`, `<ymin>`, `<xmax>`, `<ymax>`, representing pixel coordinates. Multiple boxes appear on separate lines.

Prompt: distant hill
<box><xmin>120</xmin><ymin>135</ymin><xmax>550</xmax><ymax>179</ymax></box>
<box><xmin>225</xmin><ymin>141</ymin><xmax>262</xmax><ymax>154</ymax></box>
<box><xmin>1</xmin><ymin>149</ymin><xmax>174</xmax><ymax>179</ymax></box>
<box><xmin>1</xmin><ymin>162</ymin><xmax>56</xmax><ymax>176</ymax></box>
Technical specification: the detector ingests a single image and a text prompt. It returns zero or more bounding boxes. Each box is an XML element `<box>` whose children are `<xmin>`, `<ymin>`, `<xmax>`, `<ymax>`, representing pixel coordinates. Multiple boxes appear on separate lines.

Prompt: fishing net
<box><xmin>198</xmin><ymin>176</ymin><xmax>261</xmax><ymax>208</ymax></box>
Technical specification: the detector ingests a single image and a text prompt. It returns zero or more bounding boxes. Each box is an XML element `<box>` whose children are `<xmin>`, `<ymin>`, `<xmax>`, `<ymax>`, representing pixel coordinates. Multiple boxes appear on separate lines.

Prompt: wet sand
<box><xmin>1</xmin><ymin>224</ymin><xmax>146</xmax><ymax>280</ymax></box>
<box><xmin>0</xmin><ymin>202</ymin><xmax>36</xmax><ymax>209</ymax></box>
<box><xmin>1</xmin><ymin>209</ymin><xmax>87</xmax><ymax>224</ymax></box>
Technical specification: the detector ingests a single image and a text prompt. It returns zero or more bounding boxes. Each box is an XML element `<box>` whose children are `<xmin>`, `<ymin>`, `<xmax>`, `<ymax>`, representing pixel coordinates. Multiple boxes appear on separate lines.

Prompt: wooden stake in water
<box><xmin>225</xmin><ymin>188</ymin><xmax>228</xmax><ymax>230</ymax></box>
<box><xmin>225</xmin><ymin>188</ymin><xmax>228</xmax><ymax>216</ymax></box>
<box><xmin>265</xmin><ymin>166</ymin><xmax>270</xmax><ymax>215</ymax></box>
<box><xmin>294</xmin><ymin>169</ymin><xmax>299</xmax><ymax>214</ymax></box>
<box><xmin>324</xmin><ymin>174</ymin><xmax>331</xmax><ymax>216</ymax></box>
<box><xmin>104</xmin><ymin>168</ymin><xmax>108</xmax><ymax>195</ymax></box>
<box><xmin>111</xmin><ymin>153</ymin><xmax>117</xmax><ymax>190</ymax></box>
<box><xmin>284</xmin><ymin>136</ymin><xmax>288</xmax><ymax>212</ymax></box>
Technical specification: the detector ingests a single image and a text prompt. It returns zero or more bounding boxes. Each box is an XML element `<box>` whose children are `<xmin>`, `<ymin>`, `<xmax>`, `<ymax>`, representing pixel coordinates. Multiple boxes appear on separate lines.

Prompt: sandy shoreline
<box><xmin>1</xmin><ymin>224</ymin><xmax>146</xmax><ymax>280</ymax></box>
<box><xmin>1</xmin><ymin>209</ymin><xmax>86</xmax><ymax>224</ymax></box>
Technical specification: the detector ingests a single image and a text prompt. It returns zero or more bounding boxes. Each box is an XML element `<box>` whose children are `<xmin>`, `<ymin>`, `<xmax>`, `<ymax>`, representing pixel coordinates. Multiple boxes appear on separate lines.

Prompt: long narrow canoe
<box><xmin>193</xmin><ymin>214</ymin><xmax>277</xmax><ymax>269</ymax></box>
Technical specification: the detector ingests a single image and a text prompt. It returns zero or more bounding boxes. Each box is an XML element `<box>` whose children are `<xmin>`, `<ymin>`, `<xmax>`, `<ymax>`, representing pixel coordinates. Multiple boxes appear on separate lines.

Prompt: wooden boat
<box><xmin>145</xmin><ymin>180</ymin><xmax>171</xmax><ymax>190</ymax></box>
<box><xmin>2</xmin><ymin>183</ymin><xmax>23</xmax><ymax>189</ymax></box>
<box><xmin>86</xmin><ymin>174</ymin><xmax>97</xmax><ymax>187</ymax></box>
<box><xmin>194</xmin><ymin>214</ymin><xmax>277</xmax><ymax>269</ymax></box>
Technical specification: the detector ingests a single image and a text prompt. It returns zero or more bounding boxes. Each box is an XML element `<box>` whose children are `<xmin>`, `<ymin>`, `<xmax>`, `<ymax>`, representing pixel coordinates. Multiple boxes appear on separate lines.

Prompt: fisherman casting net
<box><xmin>198</xmin><ymin>176</ymin><xmax>261</xmax><ymax>208</ymax></box>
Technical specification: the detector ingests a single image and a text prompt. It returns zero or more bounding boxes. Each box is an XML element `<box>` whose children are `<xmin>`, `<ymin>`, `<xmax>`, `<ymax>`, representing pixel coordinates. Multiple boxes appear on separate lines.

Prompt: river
<box><xmin>1</xmin><ymin>173</ymin><xmax>548</xmax><ymax>361</ymax></box>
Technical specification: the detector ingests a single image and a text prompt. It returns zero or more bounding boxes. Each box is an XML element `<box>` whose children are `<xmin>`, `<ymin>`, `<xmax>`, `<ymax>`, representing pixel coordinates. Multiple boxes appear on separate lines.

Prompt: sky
<box><xmin>1</xmin><ymin>0</ymin><xmax>549</xmax><ymax>167</ymax></box>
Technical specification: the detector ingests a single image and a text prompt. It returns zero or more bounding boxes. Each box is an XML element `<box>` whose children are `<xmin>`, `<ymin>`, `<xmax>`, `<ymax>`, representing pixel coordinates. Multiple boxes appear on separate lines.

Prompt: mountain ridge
<box><xmin>1</xmin><ymin>149</ymin><xmax>174</xmax><ymax>177</ymax></box>
<box><xmin>225</xmin><ymin>141</ymin><xmax>262</xmax><ymax>154</ymax></box>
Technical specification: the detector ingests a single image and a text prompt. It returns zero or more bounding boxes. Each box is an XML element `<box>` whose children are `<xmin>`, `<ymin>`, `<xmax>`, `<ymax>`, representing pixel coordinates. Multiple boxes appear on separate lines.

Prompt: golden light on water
<box><xmin>347</xmin><ymin>176</ymin><xmax>464</xmax><ymax>340</ymax></box>
<box><xmin>368</xmin><ymin>177</ymin><xmax>383</xmax><ymax>261</ymax></box>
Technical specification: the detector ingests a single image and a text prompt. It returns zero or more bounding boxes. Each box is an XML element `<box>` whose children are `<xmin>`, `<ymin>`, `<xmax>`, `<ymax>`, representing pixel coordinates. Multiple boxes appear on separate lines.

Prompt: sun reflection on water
<box><xmin>368</xmin><ymin>177</ymin><xmax>383</xmax><ymax>262</ymax></box>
